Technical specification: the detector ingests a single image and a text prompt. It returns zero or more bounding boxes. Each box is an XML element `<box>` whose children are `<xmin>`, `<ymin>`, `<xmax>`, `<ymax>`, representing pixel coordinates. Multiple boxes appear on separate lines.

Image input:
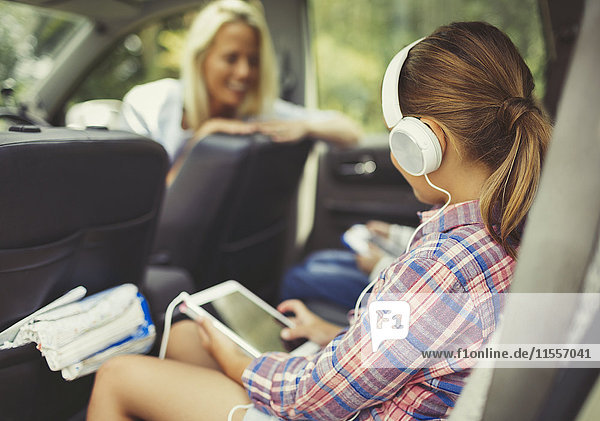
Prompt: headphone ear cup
<box><xmin>389</xmin><ymin>117</ymin><xmax>442</xmax><ymax>176</ymax></box>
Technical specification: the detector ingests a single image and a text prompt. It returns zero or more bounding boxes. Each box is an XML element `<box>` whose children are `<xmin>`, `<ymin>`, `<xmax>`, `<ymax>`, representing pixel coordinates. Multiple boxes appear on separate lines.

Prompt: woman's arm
<box><xmin>256</xmin><ymin>112</ymin><xmax>362</xmax><ymax>147</ymax></box>
<box><xmin>304</xmin><ymin>111</ymin><xmax>362</xmax><ymax>146</ymax></box>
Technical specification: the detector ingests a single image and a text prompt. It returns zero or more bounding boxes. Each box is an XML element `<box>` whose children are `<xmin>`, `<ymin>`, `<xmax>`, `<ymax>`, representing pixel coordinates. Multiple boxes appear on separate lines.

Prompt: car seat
<box><xmin>0</xmin><ymin>127</ymin><xmax>168</xmax><ymax>420</ymax></box>
<box><xmin>151</xmin><ymin>133</ymin><xmax>313</xmax><ymax>303</ymax></box>
<box><xmin>447</xmin><ymin>2</ymin><xmax>600</xmax><ymax>419</ymax></box>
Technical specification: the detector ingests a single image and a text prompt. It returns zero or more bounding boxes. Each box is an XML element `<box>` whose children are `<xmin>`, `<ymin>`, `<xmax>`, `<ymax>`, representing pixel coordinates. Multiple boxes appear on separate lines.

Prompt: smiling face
<box><xmin>202</xmin><ymin>21</ymin><xmax>260</xmax><ymax>118</ymax></box>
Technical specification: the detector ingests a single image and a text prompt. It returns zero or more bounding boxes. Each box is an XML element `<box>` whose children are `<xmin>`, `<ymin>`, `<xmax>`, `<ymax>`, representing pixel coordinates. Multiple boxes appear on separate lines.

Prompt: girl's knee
<box><xmin>171</xmin><ymin>319</ymin><xmax>199</xmax><ymax>336</ymax></box>
<box><xmin>95</xmin><ymin>354</ymin><xmax>146</xmax><ymax>389</ymax></box>
<box><xmin>89</xmin><ymin>355</ymin><xmax>152</xmax><ymax>419</ymax></box>
<box><xmin>167</xmin><ymin>319</ymin><xmax>201</xmax><ymax>356</ymax></box>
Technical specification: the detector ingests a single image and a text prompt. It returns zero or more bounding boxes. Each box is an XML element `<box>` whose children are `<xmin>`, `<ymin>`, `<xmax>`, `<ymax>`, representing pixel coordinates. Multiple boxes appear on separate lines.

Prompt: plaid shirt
<box><xmin>242</xmin><ymin>200</ymin><xmax>514</xmax><ymax>420</ymax></box>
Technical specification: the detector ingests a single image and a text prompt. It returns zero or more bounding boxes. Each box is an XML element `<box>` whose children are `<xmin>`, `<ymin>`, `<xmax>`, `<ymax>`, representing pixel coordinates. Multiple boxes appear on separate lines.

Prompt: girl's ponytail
<box><xmin>400</xmin><ymin>22</ymin><xmax>553</xmax><ymax>258</ymax></box>
<box><xmin>480</xmin><ymin>99</ymin><xmax>551</xmax><ymax>258</ymax></box>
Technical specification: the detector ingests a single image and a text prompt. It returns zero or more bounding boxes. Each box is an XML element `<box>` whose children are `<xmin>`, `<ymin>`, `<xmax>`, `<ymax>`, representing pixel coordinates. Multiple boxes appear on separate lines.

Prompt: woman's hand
<box><xmin>195</xmin><ymin>118</ymin><xmax>259</xmax><ymax>140</ymax></box>
<box><xmin>195</xmin><ymin>317</ymin><xmax>253</xmax><ymax>385</ymax></box>
<box><xmin>357</xmin><ymin>221</ymin><xmax>390</xmax><ymax>274</ymax></box>
<box><xmin>255</xmin><ymin>120</ymin><xmax>309</xmax><ymax>143</ymax></box>
<box><xmin>196</xmin><ymin>119</ymin><xmax>308</xmax><ymax>144</ymax></box>
<box><xmin>257</xmin><ymin>113</ymin><xmax>361</xmax><ymax>147</ymax></box>
<box><xmin>167</xmin><ymin>118</ymin><xmax>258</xmax><ymax>186</ymax></box>
<box><xmin>277</xmin><ymin>300</ymin><xmax>344</xmax><ymax>347</ymax></box>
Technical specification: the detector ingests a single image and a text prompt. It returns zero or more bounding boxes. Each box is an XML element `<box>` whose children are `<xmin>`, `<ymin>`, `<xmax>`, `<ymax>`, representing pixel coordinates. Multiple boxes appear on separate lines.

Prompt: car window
<box><xmin>0</xmin><ymin>1</ymin><xmax>89</xmax><ymax>106</ymax></box>
<box><xmin>310</xmin><ymin>0</ymin><xmax>547</xmax><ymax>135</ymax></box>
<box><xmin>68</xmin><ymin>10</ymin><xmax>196</xmax><ymax>108</ymax></box>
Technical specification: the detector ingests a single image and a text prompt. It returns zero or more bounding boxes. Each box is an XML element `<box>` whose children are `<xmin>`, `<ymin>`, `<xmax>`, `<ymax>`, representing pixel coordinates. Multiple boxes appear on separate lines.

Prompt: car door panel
<box><xmin>306</xmin><ymin>142</ymin><xmax>426</xmax><ymax>252</ymax></box>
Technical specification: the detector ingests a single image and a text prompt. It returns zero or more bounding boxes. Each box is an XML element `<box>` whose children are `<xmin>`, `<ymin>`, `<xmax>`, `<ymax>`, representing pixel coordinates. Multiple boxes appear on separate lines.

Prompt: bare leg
<box><xmin>87</xmin><ymin>354</ymin><xmax>250</xmax><ymax>421</ymax></box>
<box><xmin>165</xmin><ymin>319</ymin><xmax>221</xmax><ymax>371</ymax></box>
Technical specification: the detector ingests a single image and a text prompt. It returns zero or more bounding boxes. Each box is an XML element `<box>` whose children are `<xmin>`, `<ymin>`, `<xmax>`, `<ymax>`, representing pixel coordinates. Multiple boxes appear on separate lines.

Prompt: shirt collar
<box><xmin>417</xmin><ymin>200</ymin><xmax>484</xmax><ymax>236</ymax></box>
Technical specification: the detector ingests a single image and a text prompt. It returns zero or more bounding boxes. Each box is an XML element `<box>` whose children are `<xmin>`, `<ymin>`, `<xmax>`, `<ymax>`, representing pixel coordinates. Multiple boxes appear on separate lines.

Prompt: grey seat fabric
<box><xmin>151</xmin><ymin>134</ymin><xmax>313</xmax><ymax>303</ymax></box>
<box><xmin>0</xmin><ymin>127</ymin><xmax>168</xmax><ymax>421</ymax></box>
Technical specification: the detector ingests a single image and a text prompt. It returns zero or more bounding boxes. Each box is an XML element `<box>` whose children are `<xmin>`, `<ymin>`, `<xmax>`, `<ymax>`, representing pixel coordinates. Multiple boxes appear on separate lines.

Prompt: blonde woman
<box><xmin>120</xmin><ymin>0</ymin><xmax>361</xmax><ymax>183</ymax></box>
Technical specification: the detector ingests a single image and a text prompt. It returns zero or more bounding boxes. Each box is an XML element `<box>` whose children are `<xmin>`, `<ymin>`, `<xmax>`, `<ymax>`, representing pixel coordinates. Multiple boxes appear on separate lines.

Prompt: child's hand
<box><xmin>195</xmin><ymin>318</ymin><xmax>252</xmax><ymax>384</ymax></box>
<box><xmin>277</xmin><ymin>300</ymin><xmax>343</xmax><ymax>347</ymax></box>
<box><xmin>356</xmin><ymin>243</ymin><xmax>385</xmax><ymax>274</ymax></box>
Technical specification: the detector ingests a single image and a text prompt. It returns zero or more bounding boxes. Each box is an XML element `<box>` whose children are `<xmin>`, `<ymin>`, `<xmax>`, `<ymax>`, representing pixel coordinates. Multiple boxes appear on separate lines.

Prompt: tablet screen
<box><xmin>199</xmin><ymin>291</ymin><xmax>303</xmax><ymax>353</ymax></box>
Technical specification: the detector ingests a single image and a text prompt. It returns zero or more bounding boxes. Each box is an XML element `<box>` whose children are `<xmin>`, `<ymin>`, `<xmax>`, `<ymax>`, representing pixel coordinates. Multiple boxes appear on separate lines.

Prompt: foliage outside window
<box><xmin>69</xmin><ymin>12</ymin><xmax>196</xmax><ymax>108</ymax></box>
<box><xmin>310</xmin><ymin>0</ymin><xmax>547</xmax><ymax>134</ymax></box>
<box><xmin>1</xmin><ymin>0</ymin><xmax>547</xmax><ymax>136</ymax></box>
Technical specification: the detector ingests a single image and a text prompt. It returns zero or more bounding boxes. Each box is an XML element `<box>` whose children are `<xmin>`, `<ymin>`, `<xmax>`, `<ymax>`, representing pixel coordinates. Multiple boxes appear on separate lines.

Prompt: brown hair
<box><xmin>399</xmin><ymin>22</ymin><xmax>551</xmax><ymax>258</ymax></box>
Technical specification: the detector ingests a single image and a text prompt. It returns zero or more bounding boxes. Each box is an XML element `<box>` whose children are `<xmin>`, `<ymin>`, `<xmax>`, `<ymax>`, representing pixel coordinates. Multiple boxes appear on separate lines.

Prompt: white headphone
<box><xmin>381</xmin><ymin>38</ymin><xmax>442</xmax><ymax>176</ymax></box>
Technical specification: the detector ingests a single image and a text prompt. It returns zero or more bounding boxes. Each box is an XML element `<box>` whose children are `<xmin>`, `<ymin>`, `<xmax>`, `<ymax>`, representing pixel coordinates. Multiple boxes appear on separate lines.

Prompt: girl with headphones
<box><xmin>88</xmin><ymin>21</ymin><xmax>551</xmax><ymax>421</ymax></box>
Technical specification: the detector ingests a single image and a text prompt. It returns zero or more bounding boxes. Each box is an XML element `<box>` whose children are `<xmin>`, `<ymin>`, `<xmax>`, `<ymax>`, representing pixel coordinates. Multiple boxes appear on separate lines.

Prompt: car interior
<box><xmin>0</xmin><ymin>0</ymin><xmax>598</xmax><ymax>420</ymax></box>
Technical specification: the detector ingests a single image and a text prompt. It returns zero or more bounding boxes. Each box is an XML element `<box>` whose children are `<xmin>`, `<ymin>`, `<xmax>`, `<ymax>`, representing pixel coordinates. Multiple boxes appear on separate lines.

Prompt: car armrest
<box><xmin>140</xmin><ymin>265</ymin><xmax>196</xmax><ymax>334</ymax></box>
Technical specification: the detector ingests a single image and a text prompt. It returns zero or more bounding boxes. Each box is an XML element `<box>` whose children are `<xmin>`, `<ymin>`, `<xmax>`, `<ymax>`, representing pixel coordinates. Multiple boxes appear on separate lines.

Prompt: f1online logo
<box><xmin>368</xmin><ymin>301</ymin><xmax>410</xmax><ymax>352</ymax></box>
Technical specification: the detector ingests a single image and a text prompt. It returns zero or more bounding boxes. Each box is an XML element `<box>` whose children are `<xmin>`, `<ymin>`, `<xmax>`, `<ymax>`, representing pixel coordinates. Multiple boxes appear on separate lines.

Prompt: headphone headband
<box><xmin>382</xmin><ymin>37</ymin><xmax>443</xmax><ymax>176</ymax></box>
<box><xmin>381</xmin><ymin>38</ymin><xmax>424</xmax><ymax>128</ymax></box>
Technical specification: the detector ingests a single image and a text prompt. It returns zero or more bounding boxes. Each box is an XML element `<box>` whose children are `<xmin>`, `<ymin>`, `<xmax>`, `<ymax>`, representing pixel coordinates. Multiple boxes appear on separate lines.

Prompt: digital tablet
<box><xmin>179</xmin><ymin>280</ymin><xmax>319</xmax><ymax>358</ymax></box>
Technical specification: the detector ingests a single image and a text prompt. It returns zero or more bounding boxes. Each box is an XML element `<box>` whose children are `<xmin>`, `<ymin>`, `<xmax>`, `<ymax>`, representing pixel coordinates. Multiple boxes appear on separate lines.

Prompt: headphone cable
<box><xmin>353</xmin><ymin>173</ymin><xmax>451</xmax><ymax>322</ymax></box>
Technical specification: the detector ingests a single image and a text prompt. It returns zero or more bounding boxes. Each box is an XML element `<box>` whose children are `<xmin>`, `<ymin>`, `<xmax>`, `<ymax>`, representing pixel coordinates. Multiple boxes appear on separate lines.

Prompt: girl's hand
<box><xmin>195</xmin><ymin>317</ymin><xmax>252</xmax><ymax>385</ymax></box>
<box><xmin>255</xmin><ymin>120</ymin><xmax>308</xmax><ymax>143</ymax></box>
<box><xmin>277</xmin><ymin>300</ymin><xmax>343</xmax><ymax>347</ymax></box>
